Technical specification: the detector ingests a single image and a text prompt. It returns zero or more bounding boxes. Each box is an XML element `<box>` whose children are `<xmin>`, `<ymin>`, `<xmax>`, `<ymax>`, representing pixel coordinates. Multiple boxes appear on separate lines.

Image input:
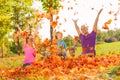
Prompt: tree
<box><xmin>63</xmin><ymin>35</ymin><xmax>74</xmax><ymax>48</ymax></box>
<box><xmin>0</xmin><ymin>0</ymin><xmax>34</xmax><ymax>56</ymax></box>
<box><xmin>39</xmin><ymin>0</ymin><xmax>62</xmax><ymax>42</ymax></box>
<box><xmin>0</xmin><ymin>0</ymin><xmax>13</xmax><ymax>57</ymax></box>
<box><xmin>11</xmin><ymin>0</ymin><xmax>34</xmax><ymax>55</ymax></box>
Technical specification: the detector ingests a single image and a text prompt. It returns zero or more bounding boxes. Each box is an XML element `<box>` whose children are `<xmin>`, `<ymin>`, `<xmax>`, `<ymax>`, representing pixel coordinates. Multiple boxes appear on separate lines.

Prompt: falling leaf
<box><xmin>108</xmin><ymin>11</ymin><xmax>113</xmax><ymax>14</ymax></box>
<box><xmin>64</xmin><ymin>18</ymin><xmax>67</xmax><ymax>22</ymax></box>
<box><xmin>51</xmin><ymin>21</ymin><xmax>58</xmax><ymax>28</ymax></box>
<box><xmin>105</xmin><ymin>19</ymin><xmax>112</xmax><ymax>24</ymax></box>
<box><xmin>56</xmin><ymin>16</ymin><xmax>59</xmax><ymax>20</ymax></box>
<box><xmin>114</xmin><ymin>17</ymin><xmax>118</xmax><ymax>20</ymax></box>
<box><xmin>63</xmin><ymin>29</ymin><xmax>66</xmax><ymax>32</ymax></box>
<box><xmin>102</xmin><ymin>24</ymin><xmax>109</xmax><ymax>30</ymax></box>
<box><xmin>50</xmin><ymin>7</ymin><xmax>58</xmax><ymax>15</ymax></box>
<box><xmin>59</xmin><ymin>23</ymin><xmax>62</xmax><ymax>25</ymax></box>
<box><xmin>45</xmin><ymin>13</ymin><xmax>51</xmax><ymax>19</ymax></box>
<box><xmin>74</xmin><ymin>36</ymin><xmax>79</xmax><ymax>41</ymax></box>
<box><xmin>71</xmin><ymin>7</ymin><xmax>73</xmax><ymax>10</ymax></box>
<box><xmin>68</xmin><ymin>7</ymin><xmax>70</xmax><ymax>10</ymax></box>
<box><xmin>109</xmin><ymin>3</ymin><xmax>112</xmax><ymax>6</ymax></box>
<box><xmin>102</xmin><ymin>19</ymin><xmax>112</xmax><ymax>30</ymax></box>
<box><xmin>37</xmin><ymin>13</ymin><xmax>45</xmax><ymax>19</ymax></box>
<box><xmin>53</xmin><ymin>10</ymin><xmax>59</xmax><ymax>15</ymax></box>
<box><xmin>50</xmin><ymin>7</ymin><xmax>54</xmax><ymax>14</ymax></box>
<box><xmin>91</xmin><ymin>8</ymin><xmax>94</xmax><ymax>10</ymax></box>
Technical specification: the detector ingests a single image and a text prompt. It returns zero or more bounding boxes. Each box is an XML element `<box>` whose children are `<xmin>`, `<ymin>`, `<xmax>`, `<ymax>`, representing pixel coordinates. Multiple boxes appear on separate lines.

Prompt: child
<box><xmin>68</xmin><ymin>47</ymin><xmax>76</xmax><ymax>58</ymax></box>
<box><xmin>22</xmin><ymin>36</ymin><xmax>36</xmax><ymax>67</ymax></box>
<box><xmin>53</xmin><ymin>31</ymin><xmax>67</xmax><ymax>59</ymax></box>
<box><xmin>72</xmin><ymin>9</ymin><xmax>103</xmax><ymax>57</ymax></box>
<box><xmin>41</xmin><ymin>46</ymin><xmax>51</xmax><ymax>59</ymax></box>
<box><xmin>15</xmin><ymin>24</ymin><xmax>36</xmax><ymax>67</ymax></box>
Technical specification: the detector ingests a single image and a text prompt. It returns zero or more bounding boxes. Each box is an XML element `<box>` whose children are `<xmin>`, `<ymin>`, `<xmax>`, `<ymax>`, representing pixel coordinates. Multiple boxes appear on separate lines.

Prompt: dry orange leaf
<box><xmin>35</xmin><ymin>13</ymin><xmax>40</xmax><ymax>18</ymax></box>
<box><xmin>50</xmin><ymin>7</ymin><xmax>58</xmax><ymax>15</ymax></box>
<box><xmin>108</xmin><ymin>11</ymin><xmax>113</xmax><ymax>14</ymax></box>
<box><xmin>45</xmin><ymin>13</ymin><xmax>51</xmax><ymax>19</ymax></box>
<box><xmin>102</xmin><ymin>24</ymin><xmax>109</xmax><ymax>30</ymax></box>
<box><xmin>21</xmin><ymin>31</ymin><xmax>28</xmax><ymax>36</ymax></box>
<box><xmin>51</xmin><ymin>21</ymin><xmax>58</xmax><ymax>28</ymax></box>
<box><xmin>63</xmin><ymin>29</ymin><xmax>66</xmax><ymax>32</ymax></box>
<box><xmin>74</xmin><ymin>36</ymin><xmax>79</xmax><ymax>41</ymax></box>
<box><xmin>50</xmin><ymin>7</ymin><xmax>54</xmax><ymax>13</ymax></box>
<box><xmin>105</xmin><ymin>19</ymin><xmax>112</xmax><ymax>24</ymax></box>
<box><xmin>53</xmin><ymin>10</ymin><xmax>59</xmax><ymax>15</ymax></box>
<box><xmin>56</xmin><ymin>16</ymin><xmax>59</xmax><ymax>20</ymax></box>
<box><xmin>37</xmin><ymin>13</ymin><xmax>45</xmax><ymax>19</ymax></box>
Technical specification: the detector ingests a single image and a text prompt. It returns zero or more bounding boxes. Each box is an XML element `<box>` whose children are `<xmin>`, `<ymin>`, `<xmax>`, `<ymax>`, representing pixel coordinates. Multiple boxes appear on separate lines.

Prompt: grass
<box><xmin>76</xmin><ymin>41</ymin><xmax>120</xmax><ymax>57</ymax></box>
<box><xmin>0</xmin><ymin>54</ymin><xmax>42</xmax><ymax>68</ymax></box>
<box><xmin>0</xmin><ymin>55</ymin><xmax>24</xmax><ymax>68</ymax></box>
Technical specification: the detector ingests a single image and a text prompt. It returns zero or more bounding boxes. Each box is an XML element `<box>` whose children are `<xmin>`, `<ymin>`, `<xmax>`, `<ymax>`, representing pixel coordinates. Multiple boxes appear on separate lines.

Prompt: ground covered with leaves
<box><xmin>0</xmin><ymin>54</ymin><xmax>120</xmax><ymax>80</ymax></box>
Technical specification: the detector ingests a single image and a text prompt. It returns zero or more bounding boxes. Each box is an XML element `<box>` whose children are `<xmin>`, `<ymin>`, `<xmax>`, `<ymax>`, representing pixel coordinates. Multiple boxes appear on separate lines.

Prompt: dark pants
<box><xmin>58</xmin><ymin>53</ymin><xmax>66</xmax><ymax>60</ymax></box>
<box><xmin>23</xmin><ymin>63</ymin><xmax>31</xmax><ymax>68</ymax></box>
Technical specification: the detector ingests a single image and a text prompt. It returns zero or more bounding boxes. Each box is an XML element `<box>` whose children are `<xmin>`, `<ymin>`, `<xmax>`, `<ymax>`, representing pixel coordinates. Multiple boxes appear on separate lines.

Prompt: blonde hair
<box><xmin>55</xmin><ymin>31</ymin><xmax>63</xmax><ymax>39</ymax></box>
<box><xmin>81</xmin><ymin>24</ymin><xmax>88</xmax><ymax>28</ymax></box>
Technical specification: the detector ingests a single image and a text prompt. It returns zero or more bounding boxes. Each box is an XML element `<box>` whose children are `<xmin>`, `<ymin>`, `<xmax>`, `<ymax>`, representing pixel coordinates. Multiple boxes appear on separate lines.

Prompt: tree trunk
<box><xmin>50</xmin><ymin>26</ymin><xmax>53</xmax><ymax>42</ymax></box>
<box><xmin>50</xmin><ymin>14</ymin><xmax>53</xmax><ymax>43</ymax></box>
<box><xmin>17</xmin><ymin>36</ymin><xmax>20</xmax><ymax>56</ymax></box>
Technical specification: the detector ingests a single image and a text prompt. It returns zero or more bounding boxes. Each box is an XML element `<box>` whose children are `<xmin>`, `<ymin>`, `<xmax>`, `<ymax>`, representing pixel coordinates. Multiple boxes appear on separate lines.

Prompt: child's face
<box><xmin>69</xmin><ymin>49</ymin><xmax>75</xmax><ymax>57</ymax></box>
<box><xmin>28</xmin><ymin>38</ymin><xmax>33</xmax><ymax>45</ymax></box>
<box><xmin>56</xmin><ymin>33</ymin><xmax>62</xmax><ymax>40</ymax></box>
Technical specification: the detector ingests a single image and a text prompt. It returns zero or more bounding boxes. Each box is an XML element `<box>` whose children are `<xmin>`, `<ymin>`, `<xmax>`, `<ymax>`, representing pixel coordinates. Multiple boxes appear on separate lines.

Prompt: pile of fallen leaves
<box><xmin>0</xmin><ymin>54</ymin><xmax>120</xmax><ymax>80</ymax></box>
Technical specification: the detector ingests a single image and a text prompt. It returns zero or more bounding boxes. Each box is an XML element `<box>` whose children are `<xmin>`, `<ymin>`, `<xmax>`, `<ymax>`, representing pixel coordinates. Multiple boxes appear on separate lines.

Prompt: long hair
<box><xmin>25</xmin><ymin>35</ymin><xmax>33</xmax><ymax>44</ymax></box>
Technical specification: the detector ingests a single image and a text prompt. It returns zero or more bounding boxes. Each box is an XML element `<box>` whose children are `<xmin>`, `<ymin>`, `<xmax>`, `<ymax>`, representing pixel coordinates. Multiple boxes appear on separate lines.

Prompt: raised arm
<box><xmin>93</xmin><ymin>9</ymin><xmax>103</xmax><ymax>32</ymax></box>
<box><xmin>72</xmin><ymin>19</ymin><xmax>81</xmax><ymax>35</ymax></box>
<box><xmin>15</xmin><ymin>24</ymin><xmax>22</xmax><ymax>32</ymax></box>
<box><xmin>15</xmin><ymin>24</ymin><xmax>27</xmax><ymax>46</ymax></box>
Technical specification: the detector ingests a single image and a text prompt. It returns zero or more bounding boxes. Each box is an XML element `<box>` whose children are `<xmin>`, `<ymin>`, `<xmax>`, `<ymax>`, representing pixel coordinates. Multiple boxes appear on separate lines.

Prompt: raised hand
<box><xmin>72</xmin><ymin>18</ymin><xmax>81</xmax><ymax>35</ymax></box>
<box><xmin>93</xmin><ymin>8</ymin><xmax>103</xmax><ymax>32</ymax></box>
<box><xmin>72</xmin><ymin>11</ymin><xmax>79</xmax><ymax>23</ymax></box>
<box><xmin>72</xmin><ymin>19</ymin><xmax>79</xmax><ymax>23</ymax></box>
